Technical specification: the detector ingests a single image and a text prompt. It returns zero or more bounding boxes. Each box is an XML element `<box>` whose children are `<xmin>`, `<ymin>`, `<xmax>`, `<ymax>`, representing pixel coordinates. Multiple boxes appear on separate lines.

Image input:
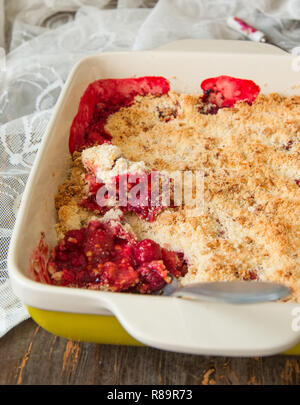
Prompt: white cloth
<box><xmin>1</xmin><ymin>0</ymin><xmax>299</xmax><ymax>337</ymax></box>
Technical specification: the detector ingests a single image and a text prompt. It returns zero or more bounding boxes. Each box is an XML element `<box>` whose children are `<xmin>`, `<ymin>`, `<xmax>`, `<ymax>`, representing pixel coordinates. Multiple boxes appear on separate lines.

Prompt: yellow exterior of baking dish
<box><xmin>27</xmin><ymin>306</ymin><xmax>300</xmax><ymax>354</ymax></box>
<box><xmin>27</xmin><ymin>306</ymin><xmax>142</xmax><ymax>346</ymax></box>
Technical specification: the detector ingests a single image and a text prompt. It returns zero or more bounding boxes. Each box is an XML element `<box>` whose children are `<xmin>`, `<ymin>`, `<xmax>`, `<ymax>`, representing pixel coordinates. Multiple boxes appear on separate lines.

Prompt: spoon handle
<box><xmin>171</xmin><ymin>281</ymin><xmax>290</xmax><ymax>304</ymax></box>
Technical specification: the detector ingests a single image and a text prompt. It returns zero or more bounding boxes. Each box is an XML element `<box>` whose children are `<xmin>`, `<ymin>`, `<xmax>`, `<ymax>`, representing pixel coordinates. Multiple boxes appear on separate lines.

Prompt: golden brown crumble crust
<box><xmin>55</xmin><ymin>152</ymin><xmax>94</xmax><ymax>238</ymax></box>
<box><xmin>56</xmin><ymin>91</ymin><xmax>300</xmax><ymax>301</ymax></box>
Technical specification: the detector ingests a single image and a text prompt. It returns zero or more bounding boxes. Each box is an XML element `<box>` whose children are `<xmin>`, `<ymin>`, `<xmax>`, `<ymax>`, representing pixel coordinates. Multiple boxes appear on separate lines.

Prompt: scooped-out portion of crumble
<box><xmin>30</xmin><ymin>75</ymin><xmax>300</xmax><ymax>301</ymax></box>
<box><xmin>39</xmin><ymin>209</ymin><xmax>187</xmax><ymax>293</ymax></box>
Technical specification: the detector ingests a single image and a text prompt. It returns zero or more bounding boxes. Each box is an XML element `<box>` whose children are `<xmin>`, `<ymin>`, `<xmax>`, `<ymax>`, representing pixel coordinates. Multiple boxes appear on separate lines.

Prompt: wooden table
<box><xmin>0</xmin><ymin>319</ymin><xmax>299</xmax><ymax>385</ymax></box>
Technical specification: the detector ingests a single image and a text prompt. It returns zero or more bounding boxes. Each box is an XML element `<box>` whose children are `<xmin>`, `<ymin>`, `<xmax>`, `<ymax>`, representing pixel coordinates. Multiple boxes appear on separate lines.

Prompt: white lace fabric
<box><xmin>0</xmin><ymin>0</ymin><xmax>299</xmax><ymax>337</ymax></box>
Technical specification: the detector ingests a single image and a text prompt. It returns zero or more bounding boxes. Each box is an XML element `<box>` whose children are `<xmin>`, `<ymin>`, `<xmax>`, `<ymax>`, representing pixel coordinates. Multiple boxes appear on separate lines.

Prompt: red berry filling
<box><xmin>69</xmin><ymin>77</ymin><xmax>170</xmax><ymax>153</ymax></box>
<box><xmin>200</xmin><ymin>75</ymin><xmax>260</xmax><ymax>112</ymax></box>
<box><xmin>45</xmin><ymin>221</ymin><xmax>187</xmax><ymax>293</ymax></box>
<box><xmin>80</xmin><ymin>171</ymin><xmax>169</xmax><ymax>222</ymax></box>
<box><xmin>29</xmin><ymin>233</ymin><xmax>51</xmax><ymax>284</ymax></box>
<box><xmin>243</xmin><ymin>270</ymin><xmax>258</xmax><ymax>281</ymax></box>
<box><xmin>161</xmin><ymin>249</ymin><xmax>188</xmax><ymax>278</ymax></box>
<box><xmin>137</xmin><ymin>260</ymin><xmax>170</xmax><ymax>294</ymax></box>
<box><xmin>116</xmin><ymin>172</ymin><xmax>168</xmax><ymax>221</ymax></box>
<box><xmin>283</xmin><ymin>140</ymin><xmax>293</xmax><ymax>151</ymax></box>
<box><xmin>134</xmin><ymin>239</ymin><xmax>162</xmax><ymax>265</ymax></box>
<box><xmin>79</xmin><ymin>173</ymin><xmax>110</xmax><ymax>214</ymax></box>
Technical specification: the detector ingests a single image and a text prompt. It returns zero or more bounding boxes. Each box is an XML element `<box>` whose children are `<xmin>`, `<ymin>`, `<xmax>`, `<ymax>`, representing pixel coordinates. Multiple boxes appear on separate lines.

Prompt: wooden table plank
<box><xmin>0</xmin><ymin>319</ymin><xmax>299</xmax><ymax>385</ymax></box>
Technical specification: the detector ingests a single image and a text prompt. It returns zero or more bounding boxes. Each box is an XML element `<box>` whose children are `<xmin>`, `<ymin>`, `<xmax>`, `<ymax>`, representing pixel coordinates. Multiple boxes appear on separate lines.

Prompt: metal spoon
<box><xmin>158</xmin><ymin>277</ymin><xmax>290</xmax><ymax>304</ymax></box>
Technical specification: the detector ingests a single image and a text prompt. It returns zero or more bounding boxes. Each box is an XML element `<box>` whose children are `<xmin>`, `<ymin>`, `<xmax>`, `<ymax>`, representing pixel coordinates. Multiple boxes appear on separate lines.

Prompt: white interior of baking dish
<box><xmin>8</xmin><ymin>40</ymin><xmax>300</xmax><ymax>356</ymax></box>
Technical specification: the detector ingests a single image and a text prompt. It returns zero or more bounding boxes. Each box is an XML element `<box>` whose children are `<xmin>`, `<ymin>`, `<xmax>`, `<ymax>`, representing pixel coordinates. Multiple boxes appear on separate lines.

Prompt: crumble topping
<box><xmin>82</xmin><ymin>144</ymin><xmax>122</xmax><ymax>174</ymax></box>
<box><xmin>82</xmin><ymin>144</ymin><xmax>148</xmax><ymax>184</ymax></box>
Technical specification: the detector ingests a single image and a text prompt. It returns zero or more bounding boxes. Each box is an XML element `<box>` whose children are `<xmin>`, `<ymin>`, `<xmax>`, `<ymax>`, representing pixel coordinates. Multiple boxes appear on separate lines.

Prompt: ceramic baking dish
<box><xmin>8</xmin><ymin>40</ymin><xmax>300</xmax><ymax>356</ymax></box>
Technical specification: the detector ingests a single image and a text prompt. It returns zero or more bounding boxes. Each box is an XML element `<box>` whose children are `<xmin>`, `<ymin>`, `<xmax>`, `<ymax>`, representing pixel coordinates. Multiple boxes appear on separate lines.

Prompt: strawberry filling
<box><xmin>45</xmin><ymin>222</ymin><xmax>187</xmax><ymax>293</ymax></box>
<box><xmin>201</xmin><ymin>75</ymin><xmax>260</xmax><ymax>111</ymax></box>
<box><xmin>69</xmin><ymin>77</ymin><xmax>170</xmax><ymax>153</ymax></box>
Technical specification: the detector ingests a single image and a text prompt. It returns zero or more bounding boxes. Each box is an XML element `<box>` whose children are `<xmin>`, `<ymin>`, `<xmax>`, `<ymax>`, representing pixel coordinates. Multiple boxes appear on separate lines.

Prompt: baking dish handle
<box><xmin>154</xmin><ymin>39</ymin><xmax>288</xmax><ymax>55</ymax></box>
<box><xmin>97</xmin><ymin>293</ymin><xmax>300</xmax><ymax>356</ymax></box>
